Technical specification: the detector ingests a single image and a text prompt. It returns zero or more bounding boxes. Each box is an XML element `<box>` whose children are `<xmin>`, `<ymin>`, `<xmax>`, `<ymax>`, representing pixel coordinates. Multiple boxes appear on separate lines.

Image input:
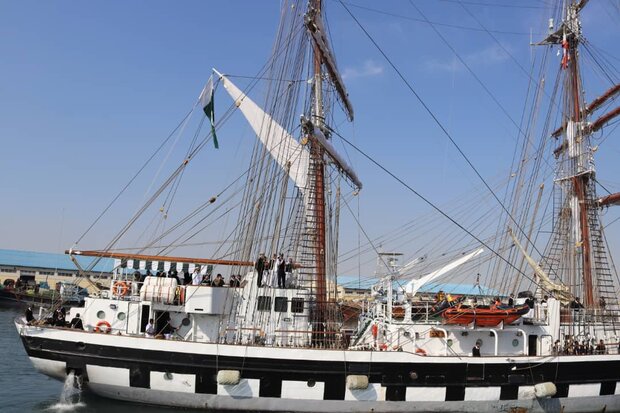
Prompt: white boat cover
<box><xmin>405</xmin><ymin>248</ymin><xmax>484</xmax><ymax>295</ymax></box>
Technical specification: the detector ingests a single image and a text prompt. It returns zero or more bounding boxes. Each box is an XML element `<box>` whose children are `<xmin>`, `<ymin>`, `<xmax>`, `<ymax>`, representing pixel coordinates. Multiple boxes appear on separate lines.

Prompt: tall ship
<box><xmin>15</xmin><ymin>0</ymin><xmax>620</xmax><ymax>411</ymax></box>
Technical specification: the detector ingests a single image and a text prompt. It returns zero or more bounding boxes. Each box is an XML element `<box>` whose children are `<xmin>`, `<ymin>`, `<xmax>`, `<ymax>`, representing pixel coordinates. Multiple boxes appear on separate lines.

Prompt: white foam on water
<box><xmin>45</xmin><ymin>401</ymin><xmax>86</xmax><ymax>412</ymax></box>
<box><xmin>46</xmin><ymin>371</ymin><xmax>85</xmax><ymax>412</ymax></box>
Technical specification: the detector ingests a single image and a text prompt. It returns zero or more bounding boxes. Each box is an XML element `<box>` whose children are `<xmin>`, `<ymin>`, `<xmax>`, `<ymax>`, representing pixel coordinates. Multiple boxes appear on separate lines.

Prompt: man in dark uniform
<box><xmin>277</xmin><ymin>254</ymin><xmax>286</xmax><ymax>288</ymax></box>
<box><xmin>70</xmin><ymin>313</ymin><xmax>83</xmax><ymax>329</ymax></box>
<box><xmin>25</xmin><ymin>306</ymin><xmax>34</xmax><ymax>324</ymax></box>
<box><xmin>255</xmin><ymin>253</ymin><xmax>266</xmax><ymax>288</ymax></box>
<box><xmin>472</xmin><ymin>342</ymin><xmax>481</xmax><ymax>357</ymax></box>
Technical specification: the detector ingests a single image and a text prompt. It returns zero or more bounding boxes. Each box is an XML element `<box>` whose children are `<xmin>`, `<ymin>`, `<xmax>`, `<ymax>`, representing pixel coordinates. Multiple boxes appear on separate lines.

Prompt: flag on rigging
<box><xmin>199</xmin><ymin>75</ymin><xmax>218</xmax><ymax>149</ymax></box>
<box><xmin>561</xmin><ymin>33</ymin><xmax>570</xmax><ymax>69</ymax></box>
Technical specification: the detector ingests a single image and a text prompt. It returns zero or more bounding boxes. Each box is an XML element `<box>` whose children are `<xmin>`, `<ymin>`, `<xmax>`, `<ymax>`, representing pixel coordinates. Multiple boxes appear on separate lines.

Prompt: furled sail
<box><xmin>508</xmin><ymin>228</ymin><xmax>572</xmax><ymax>302</ymax></box>
<box><xmin>214</xmin><ymin>69</ymin><xmax>309</xmax><ymax>192</ymax></box>
<box><xmin>305</xmin><ymin>9</ymin><xmax>354</xmax><ymax>121</ymax></box>
<box><xmin>405</xmin><ymin>248</ymin><xmax>484</xmax><ymax>295</ymax></box>
<box><xmin>302</xmin><ymin>117</ymin><xmax>362</xmax><ymax>190</ymax></box>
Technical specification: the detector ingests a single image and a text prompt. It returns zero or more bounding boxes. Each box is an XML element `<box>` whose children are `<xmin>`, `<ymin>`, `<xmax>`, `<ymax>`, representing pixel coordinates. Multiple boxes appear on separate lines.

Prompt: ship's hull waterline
<box><xmin>18</xmin><ymin>321</ymin><xmax>620</xmax><ymax>412</ymax></box>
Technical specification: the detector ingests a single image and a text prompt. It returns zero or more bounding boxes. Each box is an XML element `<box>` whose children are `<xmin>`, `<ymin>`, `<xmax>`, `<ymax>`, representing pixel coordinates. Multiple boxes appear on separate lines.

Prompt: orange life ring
<box><xmin>371</xmin><ymin>323</ymin><xmax>378</xmax><ymax>338</ymax></box>
<box><xmin>112</xmin><ymin>281</ymin><xmax>129</xmax><ymax>297</ymax></box>
<box><xmin>415</xmin><ymin>348</ymin><xmax>427</xmax><ymax>356</ymax></box>
<box><xmin>94</xmin><ymin>320</ymin><xmax>112</xmax><ymax>333</ymax></box>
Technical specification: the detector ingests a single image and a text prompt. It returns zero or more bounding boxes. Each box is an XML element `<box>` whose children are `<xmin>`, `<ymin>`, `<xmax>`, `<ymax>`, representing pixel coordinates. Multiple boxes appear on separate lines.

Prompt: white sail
<box><xmin>215</xmin><ymin>69</ymin><xmax>309</xmax><ymax>192</ymax></box>
<box><xmin>404</xmin><ymin>248</ymin><xmax>484</xmax><ymax>295</ymax></box>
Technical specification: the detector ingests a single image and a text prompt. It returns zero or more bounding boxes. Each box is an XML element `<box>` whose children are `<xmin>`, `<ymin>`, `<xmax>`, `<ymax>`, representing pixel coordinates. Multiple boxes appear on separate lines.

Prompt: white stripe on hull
<box><xmin>20</xmin><ymin>325</ymin><xmax>620</xmax><ymax>366</ymax></box>
<box><xmin>281</xmin><ymin>380</ymin><xmax>325</xmax><ymax>400</ymax></box>
<box><xmin>150</xmin><ymin>371</ymin><xmax>195</xmax><ymax>393</ymax></box>
<box><xmin>86</xmin><ymin>365</ymin><xmax>130</xmax><ymax>387</ymax></box>
<box><xmin>405</xmin><ymin>386</ymin><xmax>445</xmax><ymax>401</ymax></box>
<box><xmin>464</xmin><ymin>386</ymin><xmax>501</xmax><ymax>401</ymax></box>
<box><xmin>29</xmin><ymin>357</ymin><xmax>66</xmax><ymax>380</ymax></box>
<box><xmin>568</xmin><ymin>383</ymin><xmax>601</xmax><ymax>398</ymax></box>
<box><xmin>518</xmin><ymin>385</ymin><xmax>535</xmax><ymax>400</ymax></box>
<box><xmin>85</xmin><ymin>382</ymin><xmax>620</xmax><ymax>412</ymax></box>
<box><xmin>217</xmin><ymin>378</ymin><xmax>259</xmax><ymax>398</ymax></box>
<box><xmin>345</xmin><ymin>383</ymin><xmax>385</xmax><ymax>401</ymax></box>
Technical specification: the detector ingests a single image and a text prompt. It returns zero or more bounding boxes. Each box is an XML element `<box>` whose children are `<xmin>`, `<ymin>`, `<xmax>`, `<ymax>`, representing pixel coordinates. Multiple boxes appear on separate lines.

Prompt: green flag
<box><xmin>200</xmin><ymin>75</ymin><xmax>218</xmax><ymax>149</ymax></box>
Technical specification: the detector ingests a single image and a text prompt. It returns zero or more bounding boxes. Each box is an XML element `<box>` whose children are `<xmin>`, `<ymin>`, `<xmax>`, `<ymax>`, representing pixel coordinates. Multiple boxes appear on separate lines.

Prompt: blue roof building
<box><xmin>0</xmin><ymin>249</ymin><xmax>114</xmax><ymax>275</ymax></box>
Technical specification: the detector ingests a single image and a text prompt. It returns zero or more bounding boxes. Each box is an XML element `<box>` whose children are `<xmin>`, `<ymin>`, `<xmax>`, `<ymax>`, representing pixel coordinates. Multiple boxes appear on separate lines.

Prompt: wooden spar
<box><xmin>586</xmin><ymin>84</ymin><xmax>620</xmax><ymax>115</ymax></box>
<box><xmin>305</xmin><ymin>8</ymin><xmax>354</xmax><ymax>121</ymax></box>
<box><xmin>66</xmin><ymin>250</ymin><xmax>254</xmax><ymax>267</ymax></box>
<box><xmin>598</xmin><ymin>192</ymin><xmax>620</xmax><ymax>208</ymax></box>
<box><xmin>551</xmin><ymin>84</ymin><xmax>620</xmax><ymax>139</ymax></box>
<box><xmin>589</xmin><ymin>106</ymin><xmax>620</xmax><ymax>134</ymax></box>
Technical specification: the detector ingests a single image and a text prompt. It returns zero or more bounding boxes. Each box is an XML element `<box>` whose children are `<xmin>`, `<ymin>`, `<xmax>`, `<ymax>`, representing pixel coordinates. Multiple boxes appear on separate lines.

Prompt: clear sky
<box><xmin>1</xmin><ymin>1</ymin><xmax>619</xmax><ymax>285</ymax></box>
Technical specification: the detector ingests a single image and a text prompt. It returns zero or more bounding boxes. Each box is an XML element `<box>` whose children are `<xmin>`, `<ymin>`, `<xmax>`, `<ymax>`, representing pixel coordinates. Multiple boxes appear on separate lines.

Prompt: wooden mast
<box><xmin>309</xmin><ymin>0</ymin><xmax>328</xmax><ymax>344</ymax></box>
<box><xmin>565</xmin><ymin>3</ymin><xmax>596</xmax><ymax>307</ymax></box>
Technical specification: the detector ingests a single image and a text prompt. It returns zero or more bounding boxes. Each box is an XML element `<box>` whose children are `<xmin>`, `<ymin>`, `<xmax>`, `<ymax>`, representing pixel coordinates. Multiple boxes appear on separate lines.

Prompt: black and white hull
<box><xmin>17</xmin><ymin>320</ymin><xmax>620</xmax><ymax>412</ymax></box>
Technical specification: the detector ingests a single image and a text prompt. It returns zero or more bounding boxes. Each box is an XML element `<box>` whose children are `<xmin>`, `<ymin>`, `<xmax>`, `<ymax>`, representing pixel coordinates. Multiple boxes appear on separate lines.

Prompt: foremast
<box><xmin>302</xmin><ymin>0</ymin><xmax>358</xmax><ymax>347</ymax></box>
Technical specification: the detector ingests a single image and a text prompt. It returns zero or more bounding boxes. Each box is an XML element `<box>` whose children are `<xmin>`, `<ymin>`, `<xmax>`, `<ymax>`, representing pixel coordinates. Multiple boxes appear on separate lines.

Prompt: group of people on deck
<box><xmin>190</xmin><ymin>269</ymin><xmax>243</xmax><ymax>287</ymax></box>
<box><xmin>127</xmin><ymin>268</ymin><xmax>244</xmax><ymax>288</ymax></box>
<box><xmin>255</xmin><ymin>253</ymin><xmax>294</xmax><ymax>288</ymax></box>
<box><xmin>26</xmin><ymin>305</ymin><xmax>83</xmax><ymax>329</ymax></box>
<box><xmin>553</xmin><ymin>336</ymin><xmax>617</xmax><ymax>355</ymax></box>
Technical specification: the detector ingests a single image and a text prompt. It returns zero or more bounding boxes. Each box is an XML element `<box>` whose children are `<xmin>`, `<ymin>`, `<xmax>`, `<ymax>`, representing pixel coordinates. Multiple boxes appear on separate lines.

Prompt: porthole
<box><xmin>307</xmin><ymin>380</ymin><xmax>316</xmax><ymax>387</ymax></box>
<box><xmin>181</xmin><ymin>317</ymin><xmax>190</xmax><ymax>326</ymax></box>
<box><xmin>447</xmin><ymin>339</ymin><xmax>453</xmax><ymax>347</ymax></box>
<box><xmin>96</xmin><ymin>311</ymin><xmax>106</xmax><ymax>320</ymax></box>
<box><xmin>117</xmin><ymin>312</ymin><xmax>126</xmax><ymax>321</ymax></box>
<box><xmin>512</xmin><ymin>339</ymin><xmax>519</xmax><ymax>347</ymax></box>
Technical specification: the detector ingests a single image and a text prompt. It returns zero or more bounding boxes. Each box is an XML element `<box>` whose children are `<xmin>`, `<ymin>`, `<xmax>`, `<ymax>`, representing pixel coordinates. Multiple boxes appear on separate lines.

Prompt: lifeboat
<box><xmin>441</xmin><ymin>304</ymin><xmax>530</xmax><ymax>327</ymax></box>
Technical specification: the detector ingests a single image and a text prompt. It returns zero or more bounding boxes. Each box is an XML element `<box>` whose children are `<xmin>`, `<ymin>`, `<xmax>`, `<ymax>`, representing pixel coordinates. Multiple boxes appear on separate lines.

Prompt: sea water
<box><xmin>45</xmin><ymin>371</ymin><xmax>85</xmax><ymax>411</ymax></box>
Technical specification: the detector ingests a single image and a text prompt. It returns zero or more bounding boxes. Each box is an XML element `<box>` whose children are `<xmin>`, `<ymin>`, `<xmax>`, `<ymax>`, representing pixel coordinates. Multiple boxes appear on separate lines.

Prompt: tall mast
<box><xmin>538</xmin><ymin>1</ymin><xmax>619</xmax><ymax>312</ymax></box>
<box><xmin>563</xmin><ymin>2</ymin><xmax>595</xmax><ymax>307</ymax></box>
<box><xmin>309</xmin><ymin>0</ymin><xmax>328</xmax><ymax>344</ymax></box>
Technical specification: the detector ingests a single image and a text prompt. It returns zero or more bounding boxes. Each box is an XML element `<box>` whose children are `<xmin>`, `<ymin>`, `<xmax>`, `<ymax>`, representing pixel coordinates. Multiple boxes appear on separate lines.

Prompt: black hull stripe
<box><xmin>23</xmin><ymin>336</ymin><xmax>620</xmax><ymax>401</ymax></box>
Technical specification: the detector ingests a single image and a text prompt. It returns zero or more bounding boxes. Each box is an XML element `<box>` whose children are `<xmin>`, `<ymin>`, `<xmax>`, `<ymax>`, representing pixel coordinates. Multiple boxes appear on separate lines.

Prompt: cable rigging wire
<box><xmin>339</xmin><ymin>0</ymin><xmax>549</xmax><ymax>263</ymax></box>
<box><xmin>330</xmin><ymin>125</ymin><xmax>555</xmax><ymax>293</ymax></box>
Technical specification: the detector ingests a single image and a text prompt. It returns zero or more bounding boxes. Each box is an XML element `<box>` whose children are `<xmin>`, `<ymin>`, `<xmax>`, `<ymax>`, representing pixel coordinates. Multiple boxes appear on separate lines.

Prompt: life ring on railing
<box><xmin>94</xmin><ymin>320</ymin><xmax>112</xmax><ymax>333</ymax></box>
<box><xmin>112</xmin><ymin>281</ymin><xmax>129</xmax><ymax>297</ymax></box>
<box><xmin>415</xmin><ymin>348</ymin><xmax>427</xmax><ymax>356</ymax></box>
<box><xmin>371</xmin><ymin>323</ymin><xmax>378</xmax><ymax>338</ymax></box>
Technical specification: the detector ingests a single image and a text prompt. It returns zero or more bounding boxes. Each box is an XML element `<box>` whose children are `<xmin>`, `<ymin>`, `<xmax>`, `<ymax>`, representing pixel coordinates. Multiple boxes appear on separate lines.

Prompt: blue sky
<box><xmin>1</xmin><ymin>1</ymin><xmax>619</xmax><ymax>285</ymax></box>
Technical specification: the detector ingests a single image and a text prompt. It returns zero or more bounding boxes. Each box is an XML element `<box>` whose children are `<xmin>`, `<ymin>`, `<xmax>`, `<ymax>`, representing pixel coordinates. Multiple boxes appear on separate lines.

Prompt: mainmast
<box><xmin>539</xmin><ymin>1</ymin><xmax>619</xmax><ymax>315</ymax></box>
<box><xmin>307</xmin><ymin>0</ymin><xmax>329</xmax><ymax>345</ymax></box>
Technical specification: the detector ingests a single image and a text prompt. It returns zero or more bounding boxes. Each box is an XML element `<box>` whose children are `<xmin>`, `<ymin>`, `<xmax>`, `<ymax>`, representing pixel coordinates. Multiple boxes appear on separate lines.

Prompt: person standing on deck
<box><xmin>255</xmin><ymin>254</ymin><xmax>266</xmax><ymax>288</ymax></box>
<box><xmin>268</xmin><ymin>254</ymin><xmax>277</xmax><ymax>287</ymax></box>
<box><xmin>25</xmin><ymin>306</ymin><xmax>34</xmax><ymax>324</ymax></box>
<box><xmin>145</xmin><ymin>318</ymin><xmax>156</xmax><ymax>338</ymax></box>
<box><xmin>277</xmin><ymin>254</ymin><xmax>286</xmax><ymax>288</ymax></box>
<box><xmin>191</xmin><ymin>267</ymin><xmax>203</xmax><ymax>285</ymax></box>
<box><xmin>472</xmin><ymin>342</ymin><xmax>481</xmax><ymax>357</ymax></box>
